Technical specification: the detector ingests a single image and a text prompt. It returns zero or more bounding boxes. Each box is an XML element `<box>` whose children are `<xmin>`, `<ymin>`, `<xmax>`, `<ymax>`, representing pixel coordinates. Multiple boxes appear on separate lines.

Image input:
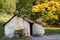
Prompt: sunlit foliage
<box><xmin>32</xmin><ymin>0</ymin><xmax>60</xmax><ymax>24</ymax></box>
<box><xmin>0</xmin><ymin>0</ymin><xmax>8</xmax><ymax>12</ymax></box>
<box><xmin>6</xmin><ymin>0</ymin><xmax>17</xmax><ymax>14</ymax></box>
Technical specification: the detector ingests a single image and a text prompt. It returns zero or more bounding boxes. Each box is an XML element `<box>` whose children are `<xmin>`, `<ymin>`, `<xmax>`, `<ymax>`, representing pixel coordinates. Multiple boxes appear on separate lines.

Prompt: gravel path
<box><xmin>31</xmin><ymin>35</ymin><xmax>60</xmax><ymax>40</ymax></box>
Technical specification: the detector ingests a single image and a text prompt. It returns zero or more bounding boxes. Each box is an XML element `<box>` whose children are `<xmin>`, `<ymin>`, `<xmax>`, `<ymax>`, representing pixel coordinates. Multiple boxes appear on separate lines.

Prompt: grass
<box><xmin>0</xmin><ymin>13</ymin><xmax>11</xmax><ymax>37</ymax></box>
<box><xmin>0</xmin><ymin>37</ymin><xmax>30</xmax><ymax>40</ymax></box>
<box><xmin>45</xmin><ymin>27</ymin><xmax>60</xmax><ymax>35</ymax></box>
<box><xmin>0</xmin><ymin>21</ymin><xmax>4</xmax><ymax>37</ymax></box>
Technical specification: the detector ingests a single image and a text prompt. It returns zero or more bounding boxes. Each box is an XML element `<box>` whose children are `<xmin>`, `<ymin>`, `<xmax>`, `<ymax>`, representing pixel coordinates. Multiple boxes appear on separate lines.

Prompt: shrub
<box><xmin>32</xmin><ymin>0</ymin><xmax>60</xmax><ymax>24</ymax></box>
<box><xmin>0</xmin><ymin>0</ymin><xmax>8</xmax><ymax>12</ymax></box>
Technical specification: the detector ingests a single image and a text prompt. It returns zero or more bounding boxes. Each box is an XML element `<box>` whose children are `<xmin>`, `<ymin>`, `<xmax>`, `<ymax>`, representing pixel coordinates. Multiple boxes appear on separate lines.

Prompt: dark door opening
<box><xmin>30</xmin><ymin>23</ymin><xmax>33</xmax><ymax>36</ymax></box>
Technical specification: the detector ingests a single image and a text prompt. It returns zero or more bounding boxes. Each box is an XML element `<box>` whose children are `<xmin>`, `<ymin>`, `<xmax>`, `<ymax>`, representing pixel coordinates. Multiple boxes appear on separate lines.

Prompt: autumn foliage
<box><xmin>32</xmin><ymin>0</ymin><xmax>60</xmax><ymax>24</ymax></box>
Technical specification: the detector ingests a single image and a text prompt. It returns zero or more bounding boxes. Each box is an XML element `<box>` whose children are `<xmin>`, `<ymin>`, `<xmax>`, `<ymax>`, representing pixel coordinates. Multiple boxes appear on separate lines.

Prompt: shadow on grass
<box><xmin>0</xmin><ymin>21</ymin><xmax>5</xmax><ymax>37</ymax></box>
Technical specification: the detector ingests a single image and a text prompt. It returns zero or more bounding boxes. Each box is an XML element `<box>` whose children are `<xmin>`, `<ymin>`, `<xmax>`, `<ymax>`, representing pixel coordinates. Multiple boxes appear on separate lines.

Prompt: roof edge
<box><xmin>3</xmin><ymin>14</ymin><xmax>42</xmax><ymax>26</ymax></box>
<box><xmin>3</xmin><ymin>15</ymin><xmax>16</xmax><ymax>26</ymax></box>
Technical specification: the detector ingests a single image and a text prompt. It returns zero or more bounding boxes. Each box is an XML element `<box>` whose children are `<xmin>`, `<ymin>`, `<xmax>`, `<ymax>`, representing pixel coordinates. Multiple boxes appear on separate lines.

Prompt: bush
<box><xmin>16</xmin><ymin>0</ymin><xmax>36</xmax><ymax>20</ymax></box>
<box><xmin>32</xmin><ymin>0</ymin><xmax>60</xmax><ymax>24</ymax></box>
<box><xmin>0</xmin><ymin>0</ymin><xmax>8</xmax><ymax>12</ymax></box>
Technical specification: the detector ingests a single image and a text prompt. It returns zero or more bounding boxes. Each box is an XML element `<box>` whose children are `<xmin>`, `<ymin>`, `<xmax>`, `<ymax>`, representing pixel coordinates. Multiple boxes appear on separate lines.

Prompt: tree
<box><xmin>32</xmin><ymin>0</ymin><xmax>60</xmax><ymax>24</ymax></box>
<box><xmin>16</xmin><ymin>0</ymin><xmax>35</xmax><ymax>19</ymax></box>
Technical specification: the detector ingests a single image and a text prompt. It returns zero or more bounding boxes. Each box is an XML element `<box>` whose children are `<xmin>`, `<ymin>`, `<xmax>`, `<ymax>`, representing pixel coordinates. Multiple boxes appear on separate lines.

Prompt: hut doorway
<box><xmin>30</xmin><ymin>23</ymin><xmax>34</xmax><ymax>36</ymax></box>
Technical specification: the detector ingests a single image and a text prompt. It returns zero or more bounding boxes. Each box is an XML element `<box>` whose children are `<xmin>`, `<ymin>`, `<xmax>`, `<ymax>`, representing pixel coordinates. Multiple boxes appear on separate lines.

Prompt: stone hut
<box><xmin>4</xmin><ymin>14</ymin><xmax>45</xmax><ymax>38</ymax></box>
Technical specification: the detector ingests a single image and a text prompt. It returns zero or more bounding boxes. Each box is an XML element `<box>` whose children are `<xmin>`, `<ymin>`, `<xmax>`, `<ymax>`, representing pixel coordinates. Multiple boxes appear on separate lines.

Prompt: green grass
<box><xmin>0</xmin><ymin>13</ymin><xmax>11</xmax><ymax>37</ymax></box>
<box><xmin>45</xmin><ymin>28</ymin><xmax>60</xmax><ymax>35</ymax></box>
<box><xmin>0</xmin><ymin>37</ymin><xmax>30</xmax><ymax>40</ymax></box>
<box><xmin>0</xmin><ymin>21</ymin><xmax>4</xmax><ymax>37</ymax></box>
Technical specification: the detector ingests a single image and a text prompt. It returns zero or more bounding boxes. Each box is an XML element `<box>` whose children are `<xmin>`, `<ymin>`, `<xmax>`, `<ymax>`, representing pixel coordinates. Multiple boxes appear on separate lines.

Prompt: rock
<box><xmin>32</xmin><ymin>23</ymin><xmax>45</xmax><ymax>36</ymax></box>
